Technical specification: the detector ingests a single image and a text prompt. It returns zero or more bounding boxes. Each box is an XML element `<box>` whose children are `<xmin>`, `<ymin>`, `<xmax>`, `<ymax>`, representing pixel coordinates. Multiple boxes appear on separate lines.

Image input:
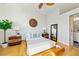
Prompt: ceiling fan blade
<box><xmin>46</xmin><ymin>3</ymin><xmax>55</xmax><ymax>6</ymax></box>
<box><xmin>39</xmin><ymin>3</ymin><xmax>43</xmax><ymax>9</ymax></box>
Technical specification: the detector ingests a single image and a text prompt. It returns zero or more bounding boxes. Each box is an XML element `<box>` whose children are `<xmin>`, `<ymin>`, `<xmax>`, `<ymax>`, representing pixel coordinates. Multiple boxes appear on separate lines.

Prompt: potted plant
<box><xmin>0</xmin><ymin>19</ymin><xmax>12</xmax><ymax>48</ymax></box>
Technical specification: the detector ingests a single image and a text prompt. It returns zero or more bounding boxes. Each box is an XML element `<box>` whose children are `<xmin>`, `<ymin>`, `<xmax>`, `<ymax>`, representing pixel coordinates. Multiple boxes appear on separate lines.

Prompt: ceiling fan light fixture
<box><xmin>39</xmin><ymin>3</ymin><xmax>43</xmax><ymax>9</ymax></box>
<box><xmin>38</xmin><ymin>3</ymin><xmax>55</xmax><ymax>9</ymax></box>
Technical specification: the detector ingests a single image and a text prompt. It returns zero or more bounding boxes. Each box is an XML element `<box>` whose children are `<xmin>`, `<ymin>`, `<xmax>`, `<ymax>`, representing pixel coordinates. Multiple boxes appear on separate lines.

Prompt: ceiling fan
<box><xmin>39</xmin><ymin>3</ymin><xmax>55</xmax><ymax>9</ymax></box>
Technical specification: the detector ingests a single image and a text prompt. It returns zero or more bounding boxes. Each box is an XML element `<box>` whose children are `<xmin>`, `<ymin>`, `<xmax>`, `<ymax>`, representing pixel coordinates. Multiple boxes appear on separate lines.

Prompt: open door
<box><xmin>50</xmin><ymin>24</ymin><xmax>58</xmax><ymax>42</ymax></box>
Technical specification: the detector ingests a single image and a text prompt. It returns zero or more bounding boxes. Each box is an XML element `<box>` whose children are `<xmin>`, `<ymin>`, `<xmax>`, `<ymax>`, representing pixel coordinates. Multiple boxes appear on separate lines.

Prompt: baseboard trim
<box><xmin>58</xmin><ymin>40</ymin><xmax>69</xmax><ymax>46</ymax></box>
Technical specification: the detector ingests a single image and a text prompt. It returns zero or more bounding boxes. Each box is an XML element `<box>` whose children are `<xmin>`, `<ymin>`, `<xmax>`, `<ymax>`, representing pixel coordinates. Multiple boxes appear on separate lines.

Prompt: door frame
<box><xmin>69</xmin><ymin>15</ymin><xmax>74</xmax><ymax>47</ymax></box>
<box><xmin>69</xmin><ymin>13</ymin><xmax>79</xmax><ymax>47</ymax></box>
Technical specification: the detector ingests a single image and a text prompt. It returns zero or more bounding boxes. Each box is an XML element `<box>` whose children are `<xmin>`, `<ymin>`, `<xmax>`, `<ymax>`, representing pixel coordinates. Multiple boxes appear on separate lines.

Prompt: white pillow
<box><xmin>37</xmin><ymin>33</ymin><xmax>41</xmax><ymax>38</ymax></box>
<box><xmin>27</xmin><ymin>33</ymin><xmax>42</xmax><ymax>39</ymax></box>
<box><xmin>30</xmin><ymin>34</ymin><xmax>33</xmax><ymax>38</ymax></box>
<box><xmin>27</xmin><ymin>34</ymin><xmax>32</xmax><ymax>39</ymax></box>
<box><xmin>33</xmin><ymin>33</ymin><xmax>37</xmax><ymax>38</ymax></box>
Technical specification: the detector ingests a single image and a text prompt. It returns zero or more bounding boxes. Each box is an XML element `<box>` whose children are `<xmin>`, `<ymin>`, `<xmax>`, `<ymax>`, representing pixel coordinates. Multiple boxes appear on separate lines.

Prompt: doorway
<box><xmin>69</xmin><ymin>13</ymin><xmax>79</xmax><ymax>48</ymax></box>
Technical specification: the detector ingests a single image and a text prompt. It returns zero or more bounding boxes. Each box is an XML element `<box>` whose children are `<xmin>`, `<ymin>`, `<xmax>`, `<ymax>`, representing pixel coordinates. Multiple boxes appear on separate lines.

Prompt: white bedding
<box><xmin>27</xmin><ymin>37</ymin><xmax>55</xmax><ymax>55</ymax></box>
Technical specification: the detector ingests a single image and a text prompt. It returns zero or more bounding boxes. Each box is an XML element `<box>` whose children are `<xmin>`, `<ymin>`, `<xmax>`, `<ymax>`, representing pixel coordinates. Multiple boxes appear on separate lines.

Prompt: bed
<box><xmin>26</xmin><ymin>33</ymin><xmax>55</xmax><ymax>55</ymax></box>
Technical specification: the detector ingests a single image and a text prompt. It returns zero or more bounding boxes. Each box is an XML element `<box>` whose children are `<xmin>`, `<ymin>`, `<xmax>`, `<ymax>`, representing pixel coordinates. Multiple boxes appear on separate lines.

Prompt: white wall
<box><xmin>0</xmin><ymin>30</ymin><xmax>4</xmax><ymax>45</ymax></box>
<box><xmin>0</xmin><ymin>4</ymin><xmax>46</xmax><ymax>43</ymax></box>
<box><xmin>46</xmin><ymin>7</ymin><xmax>79</xmax><ymax>45</ymax></box>
<box><xmin>46</xmin><ymin>9</ymin><xmax>59</xmax><ymax>38</ymax></box>
<box><xmin>1</xmin><ymin>4</ymin><xmax>79</xmax><ymax>46</ymax></box>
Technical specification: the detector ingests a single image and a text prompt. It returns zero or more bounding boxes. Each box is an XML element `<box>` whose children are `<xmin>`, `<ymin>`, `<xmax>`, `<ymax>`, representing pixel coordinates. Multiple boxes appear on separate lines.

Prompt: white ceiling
<box><xmin>0</xmin><ymin>3</ymin><xmax>79</xmax><ymax>15</ymax></box>
<box><xmin>58</xmin><ymin>3</ymin><xmax>79</xmax><ymax>14</ymax></box>
<box><xmin>37</xmin><ymin>3</ymin><xmax>79</xmax><ymax>14</ymax></box>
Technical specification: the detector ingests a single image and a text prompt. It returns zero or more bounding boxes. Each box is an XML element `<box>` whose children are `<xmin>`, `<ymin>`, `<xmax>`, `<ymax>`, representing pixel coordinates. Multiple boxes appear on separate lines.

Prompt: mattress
<box><xmin>27</xmin><ymin>37</ymin><xmax>55</xmax><ymax>55</ymax></box>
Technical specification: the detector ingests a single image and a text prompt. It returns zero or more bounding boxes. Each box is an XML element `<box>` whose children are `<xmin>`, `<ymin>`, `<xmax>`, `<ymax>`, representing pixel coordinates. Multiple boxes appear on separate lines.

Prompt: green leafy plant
<box><xmin>0</xmin><ymin>19</ymin><xmax>12</xmax><ymax>43</ymax></box>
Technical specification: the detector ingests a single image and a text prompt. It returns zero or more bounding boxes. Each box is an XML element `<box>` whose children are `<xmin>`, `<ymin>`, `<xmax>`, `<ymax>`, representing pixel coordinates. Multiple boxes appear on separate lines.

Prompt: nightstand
<box><xmin>8</xmin><ymin>36</ymin><xmax>22</xmax><ymax>46</ymax></box>
<box><xmin>42</xmin><ymin>33</ymin><xmax>49</xmax><ymax>39</ymax></box>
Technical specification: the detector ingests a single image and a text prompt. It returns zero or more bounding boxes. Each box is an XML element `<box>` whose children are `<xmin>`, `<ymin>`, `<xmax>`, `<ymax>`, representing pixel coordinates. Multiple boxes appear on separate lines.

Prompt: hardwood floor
<box><xmin>0</xmin><ymin>40</ymin><xmax>26</xmax><ymax>56</ymax></box>
<box><xmin>0</xmin><ymin>40</ymin><xmax>79</xmax><ymax>56</ymax></box>
<box><xmin>56</xmin><ymin>42</ymin><xmax>79</xmax><ymax>56</ymax></box>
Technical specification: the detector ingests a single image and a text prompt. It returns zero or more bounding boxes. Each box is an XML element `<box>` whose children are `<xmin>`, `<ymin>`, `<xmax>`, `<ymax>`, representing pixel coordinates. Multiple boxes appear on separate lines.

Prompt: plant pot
<box><xmin>2</xmin><ymin>42</ymin><xmax>8</xmax><ymax>48</ymax></box>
